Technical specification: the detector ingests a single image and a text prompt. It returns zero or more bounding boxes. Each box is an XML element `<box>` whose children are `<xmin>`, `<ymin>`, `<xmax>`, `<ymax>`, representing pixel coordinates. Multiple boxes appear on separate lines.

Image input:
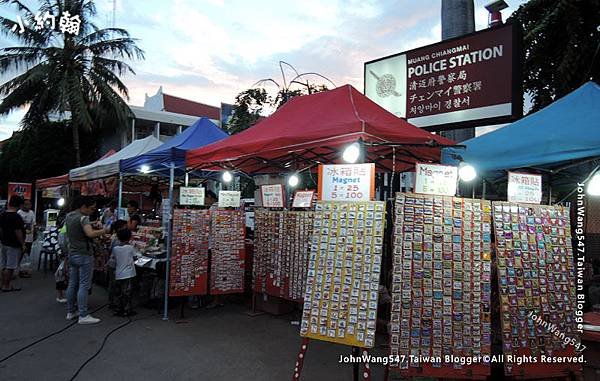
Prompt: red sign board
<box><xmin>365</xmin><ymin>23</ymin><xmax>521</xmax><ymax>130</ymax></box>
<box><xmin>8</xmin><ymin>182</ymin><xmax>32</xmax><ymax>201</ymax></box>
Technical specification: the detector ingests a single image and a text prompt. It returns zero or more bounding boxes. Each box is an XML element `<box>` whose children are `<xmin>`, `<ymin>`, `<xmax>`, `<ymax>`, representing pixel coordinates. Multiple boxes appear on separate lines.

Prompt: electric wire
<box><xmin>68</xmin><ymin>316</ymin><xmax>133</xmax><ymax>381</ymax></box>
<box><xmin>0</xmin><ymin>303</ymin><xmax>108</xmax><ymax>364</ymax></box>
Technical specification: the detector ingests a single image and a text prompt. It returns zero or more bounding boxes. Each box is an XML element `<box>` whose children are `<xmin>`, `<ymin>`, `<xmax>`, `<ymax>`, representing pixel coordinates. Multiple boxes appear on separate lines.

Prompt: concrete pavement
<box><xmin>0</xmin><ymin>272</ymin><xmax>390</xmax><ymax>381</ymax></box>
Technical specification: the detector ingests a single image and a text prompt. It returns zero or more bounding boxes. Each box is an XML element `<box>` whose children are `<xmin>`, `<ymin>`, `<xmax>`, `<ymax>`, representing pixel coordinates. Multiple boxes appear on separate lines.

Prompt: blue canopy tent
<box><xmin>120</xmin><ymin>117</ymin><xmax>228</xmax><ymax>177</ymax></box>
<box><xmin>118</xmin><ymin>117</ymin><xmax>228</xmax><ymax>320</ymax></box>
<box><xmin>443</xmin><ymin>81</ymin><xmax>600</xmax><ymax>172</ymax></box>
<box><xmin>442</xmin><ymin>81</ymin><xmax>600</xmax><ymax>198</ymax></box>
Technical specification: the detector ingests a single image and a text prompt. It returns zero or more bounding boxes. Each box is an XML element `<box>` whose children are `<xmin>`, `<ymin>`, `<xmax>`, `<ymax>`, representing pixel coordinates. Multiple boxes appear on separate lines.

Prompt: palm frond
<box><xmin>0</xmin><ymin>46</ymin><xmax>47</xmax><ymax>72</ymax></box>
<box><xmin>88</xmin><ymin>37</ymin><xmax>145</xmax><ymax>61</ymax></box>
<box><xmin>92</xmin><ymin>56</ymin><xmax>135</xmax><ymax>77</ymax></box>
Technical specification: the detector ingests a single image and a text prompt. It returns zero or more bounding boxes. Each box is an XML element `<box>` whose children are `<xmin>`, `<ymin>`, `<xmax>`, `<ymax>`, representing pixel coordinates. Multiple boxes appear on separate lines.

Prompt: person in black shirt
<box><xmin>0</xmin><ymin>195</ymin><xmax>25</xmax><ymax>292</ymax></box>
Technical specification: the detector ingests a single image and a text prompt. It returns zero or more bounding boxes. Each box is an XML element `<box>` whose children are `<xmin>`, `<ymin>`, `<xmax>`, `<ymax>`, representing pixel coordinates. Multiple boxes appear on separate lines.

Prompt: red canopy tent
<box><xmin>35</xmin><ymin>149</ymin><xmax>117</xmax><ymax>189</ymax></box>
<box><xmin>186</xmin><ymin>85</ymin><xmax>455</xmax><ymax>174</ymax></box>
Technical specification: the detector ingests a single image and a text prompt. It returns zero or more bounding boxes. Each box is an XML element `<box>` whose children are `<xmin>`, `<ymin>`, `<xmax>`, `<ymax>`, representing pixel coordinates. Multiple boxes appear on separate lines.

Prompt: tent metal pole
<box><xmin>117</xmin><ymin>173</ymin><xmax>123</xmax><ymax>219</ymax></box>
<box><xmin>548</xmin><ymin>174</ymin><xmax>553</xmax><ymax>205</ymax></box>
<box><xmin>163</xmin><ymin>162</ymin><xmax>175</xmax><ymax>321</ymax></box>
<box><xmin>482</xmin><ymin>180</ymin><xmax>486</xmax><ymax>200</ymax></box>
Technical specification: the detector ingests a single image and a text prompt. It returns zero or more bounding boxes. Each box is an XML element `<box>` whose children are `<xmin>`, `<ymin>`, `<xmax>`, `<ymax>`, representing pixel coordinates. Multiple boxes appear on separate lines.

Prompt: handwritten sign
<box><xmin>414</xmin><ymin>163</ymin><xmax>458</xmax><ymax>196</ymax></box>
<box><xmin>260</xmin><ymin>184</ymin><xmax>284</xmax><ymax>208</ymax></box>
<box><xmin>292</xmin><ymin>190</ymin><xmax>315</xmax><ymax>208</ymax></box>
<box><xmin>318</xmin><ymin>163</ymin><xmax>375</xmax><ymax>201</ymax></box>
<box><xmin>508</xmin><ymin>172</ymin><xmax>542</xmax><ymax>204</ymax></box>
<box><xmin>219</xmin><ymin>191</ymin><xmax>241</xmax><ymax>208</ymax></box>
<box><xmin>180</xmin><ymin>187</ymin><xmax>205</xmax><ymax>206</ymax></box>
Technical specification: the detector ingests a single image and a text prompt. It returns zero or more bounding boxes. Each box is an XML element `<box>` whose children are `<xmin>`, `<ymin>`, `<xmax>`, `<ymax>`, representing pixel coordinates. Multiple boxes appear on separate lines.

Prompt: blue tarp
<box><xmin>442</xmin><ymin>81</ymin><xmax>600</xmax><ymax>174</ymax></box>
<box><xmin>120</xmin><ymin>117</ymin><xmax>228</xmax><ymax>176</ymax></box>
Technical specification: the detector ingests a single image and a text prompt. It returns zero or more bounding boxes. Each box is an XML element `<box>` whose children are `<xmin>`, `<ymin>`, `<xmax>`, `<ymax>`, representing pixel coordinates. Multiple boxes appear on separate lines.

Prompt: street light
<box><xmin>288</xmin><ymin>174</ymin><xmax>299</xmax><ymax>187</ymax></box>
<box><xmin>342</xmin><ymin>142</ymin><xmax>361</xmax><ymax>163</ymax></box>
<box><xmin>459</xmin><ymin>163</ymin><xmax>477</xmax><ymax>182</ymax></box>
<box><xmin>587</xmin><ymin>172</ymin><xmax>600</xmax><ymax>196</ymax></box>
<box><xmin>222</xmin><ymin>171</ymin><xmax>233</xmax><ymax>183</ymax></box>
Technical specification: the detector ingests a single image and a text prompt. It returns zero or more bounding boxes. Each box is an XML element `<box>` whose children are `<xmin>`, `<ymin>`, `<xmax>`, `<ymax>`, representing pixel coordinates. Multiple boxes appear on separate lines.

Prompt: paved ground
<box><xmin>0</xmin><ymin>272</ymin><xmax>390</xmax><ymax>381</ymax></box>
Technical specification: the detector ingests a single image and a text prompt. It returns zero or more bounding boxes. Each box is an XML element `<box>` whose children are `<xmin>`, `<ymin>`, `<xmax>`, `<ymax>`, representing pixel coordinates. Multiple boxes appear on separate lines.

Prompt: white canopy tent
<box><xmin>69</xmin><ymin>135</ymin><xmax>163</xmax><ymax>182</ymax></box>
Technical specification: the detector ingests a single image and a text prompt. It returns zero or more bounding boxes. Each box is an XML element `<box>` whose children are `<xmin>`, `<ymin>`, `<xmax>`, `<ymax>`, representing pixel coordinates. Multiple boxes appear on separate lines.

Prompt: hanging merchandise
<box><xmin>210</xmin><ymin>210</ymin><xmax>246</xmax><ymax>294</ymax></box>
<box><xmin>390</xmin><ymin>193</ymin><xmax>492</xmax><ymax>379</ymax></box>
<box><xmin>131</xmin><ymin>225</ymin><xmax>164</xmax><ymax>254</ymax></box>
<box><xmin>492</xmin><ymin>202</ymin><xmax>579</xmax><ymax>377</ymax></box>
<box><xmin>254</xmin><ymin>210</ymin><xmax>314</xmax><ymax>301</ymax></box>
<box><xmin>299</xmin><ymin>201</ymin><xmax>386</xmax><ymax>349</ymax></box>
<box><xmin>170</xmin><ymin>209</ymin><xmax>210</xmax><ymax>296</ymax></box>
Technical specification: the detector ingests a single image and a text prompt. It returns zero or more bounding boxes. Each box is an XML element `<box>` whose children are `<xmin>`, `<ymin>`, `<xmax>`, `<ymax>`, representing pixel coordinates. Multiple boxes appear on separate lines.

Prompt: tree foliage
<box><xmin>225</xmin><ymin>62</ymin><xmax>332</xmax><ymax>134</ymax></box>
<box><xmin>0</xmin><ymin>121</ymin><xmax>99</xmax><ymax>194</ymax></box>
<box><xmin>0</xmin><ymin>0</ymin><xmax>144</xmax><ymax>165</ymax></box>
<box><xmin>509</xmin><ymin>0</ymin><xmax>600</xmax><ymax>112</ymax></box>
<box><xmin>224</xmin><ymin>88</ymin><xmax>270</xmax><ymax>135</ymax></box>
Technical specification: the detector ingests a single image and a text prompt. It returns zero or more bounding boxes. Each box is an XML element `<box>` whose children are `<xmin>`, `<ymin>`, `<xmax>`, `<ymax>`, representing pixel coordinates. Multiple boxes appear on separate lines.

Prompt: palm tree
<box><xmin>0</xmin><ymin>0</ymin><xmax>144</xmax><ymax>165</ymax></box>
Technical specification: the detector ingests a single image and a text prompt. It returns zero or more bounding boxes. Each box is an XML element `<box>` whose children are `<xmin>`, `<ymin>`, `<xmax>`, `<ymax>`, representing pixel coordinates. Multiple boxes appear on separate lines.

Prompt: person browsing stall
<box><xmin>0</xmin><ymin>195</ymin><xmax>25</xmax><ymax>292</ymax></box>
<box><xmin>107</xmin><ymin>220</ymin><xmax>128</xmax><ymax>310</ymax></box>
<box><xmin>17</xmin><ymin>199</ymin><xmax>35</xmax><ymax>259</ymax></box>
<box><xmin>65</xmin><ymin>196</ymin><xmax>110</xmax><ymax>324</ymax></box>
<box><xmin>126</xmin><ymin>200</ymin><xmax>142</xmax><ymax>232</ymax></box>
<box><xmin>110</xmin><ymin>228</ymin><xmax>137</xmax><ymax>317</ymax></box>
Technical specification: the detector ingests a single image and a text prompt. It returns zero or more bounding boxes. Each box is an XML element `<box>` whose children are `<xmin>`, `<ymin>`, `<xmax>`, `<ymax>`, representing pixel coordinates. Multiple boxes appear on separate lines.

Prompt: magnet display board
<box><xmin>299</xmin><ymin>200</ymin><xmax>386</xmax><ymax>348</ymax></box>
<box><xmin>390</xmin><ymin>193</ymin><xmax>492</xmax><ymax>378</ymax></box>
<box><xmin>169</xmin><ymin>209</ymin><xmax>210</xmax><ymax>296</ymax></box>
<box><xmin>254</xmin><ymin>210</ymin><xmax>314</xmax><ymax>301</ymax></box>
<box><xmin>492</xmin><ymin>202</ymin><xmax>578</xmax><ymax>377</ymax></box>
<box><xmin>210</xmin><ymin>210</ymin><xmax>246</xmax><ymax>294</ymax></box>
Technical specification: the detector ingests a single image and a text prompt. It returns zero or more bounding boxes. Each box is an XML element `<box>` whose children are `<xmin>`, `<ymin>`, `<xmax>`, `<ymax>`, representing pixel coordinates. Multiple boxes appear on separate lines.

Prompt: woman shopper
<box><xmin>65</xmin><ymin>196</ymin><xmax>110</xmax><ymax>324</ymax></box>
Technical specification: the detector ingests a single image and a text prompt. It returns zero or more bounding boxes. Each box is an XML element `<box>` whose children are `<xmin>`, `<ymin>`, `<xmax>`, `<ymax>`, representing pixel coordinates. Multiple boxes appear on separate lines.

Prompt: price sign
<box><xmin>292</xmin><ymin>190</ymin><xmax>315</xmax><ymax>208</ymax></box>
<box><xmin>318</xmin><ymin>163</ymin><xmax>375</xmax><ymax>201</ymax></box>
<box><xmin>180</xmin><ymin>187</ymin><xmax>205</xmax><ymax>206</ymax></box>
<box><xmin>260</xmin><ymin>184</ymin><xmax>284</xmax><ymax>208</ymax></box>
<box><xmin>219</xmin><ymin>191</ymin><xmax>241</xmax><ymax>208</ymax></box>
<box><xmin>508</xmin><ymin>172</ymin><xmax>542</xmax><ymax>204</ymax></box>
<box><xmin>414</xmin><ymin>163</ymin><xmax>458</xmax><ymax>196</ymax></box>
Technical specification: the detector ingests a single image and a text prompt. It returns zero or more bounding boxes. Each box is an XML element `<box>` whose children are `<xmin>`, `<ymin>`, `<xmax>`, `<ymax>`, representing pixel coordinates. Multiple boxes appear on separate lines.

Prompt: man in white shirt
<box><xmin>17</xmin><ymin>199</ymin><xmax>36</xmax><ymax>257</ymax></box>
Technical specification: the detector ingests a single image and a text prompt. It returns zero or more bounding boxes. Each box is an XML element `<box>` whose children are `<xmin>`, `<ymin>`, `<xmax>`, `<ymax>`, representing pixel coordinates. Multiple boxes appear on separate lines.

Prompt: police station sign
<box><xmin>365</xmin><ymin>23</ymin><xmax>521</xmax><ymax>130</ymax></box>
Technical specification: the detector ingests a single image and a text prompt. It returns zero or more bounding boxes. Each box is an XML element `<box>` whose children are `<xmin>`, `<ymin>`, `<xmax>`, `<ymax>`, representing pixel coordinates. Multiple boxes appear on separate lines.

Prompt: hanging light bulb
<box><xmin>140</xmin><ymin>164</ymin><xmax>151</xmax><ymax>174</ymax></box>
<box><xmin>288</xmin><ymin>174</ymin><xmax>299</xmax><ymax>187</ymax></box>
<box><xmin>342</xmin><ymin>142</ymin><xmax>361</xmax><ymax>163</ymax></box>
<box><xmin>458</xmin><ymin>163</ymin><xmax>477</xmax><ymax>182</ymax></box>
<box><xmin>57</xmin><ymin>198</ymin><xmax>65</xmax><ymax>207</ymax></box>
<box><xmin>222</xmin><ymin>171</ymin><xmax>233</xmax><ymax>183</ymax></box>
<box><xmin>587</xmin><ymin>172</ymin><xmax>600</xmax><ymax>196</ymax></box>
